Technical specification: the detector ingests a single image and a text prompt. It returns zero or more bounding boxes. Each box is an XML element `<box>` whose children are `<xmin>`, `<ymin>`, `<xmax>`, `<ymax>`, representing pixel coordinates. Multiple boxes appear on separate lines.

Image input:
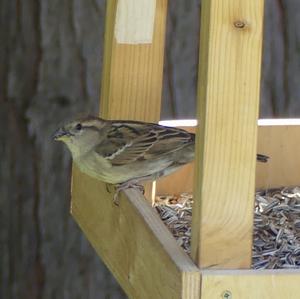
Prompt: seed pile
<box><xmin>253</xmin><ymin>187</ymin><xmax>300</xmax><ymax>269</ymax></box>
<box><xmin>155</xmin><ymin>193</ymin><xmax>193</xmax><ymax>254</ymax></box>
<box><xmin>154</xmin><ymin>187</ymin><xmax>300</xmax><ymax>269</ymax></box>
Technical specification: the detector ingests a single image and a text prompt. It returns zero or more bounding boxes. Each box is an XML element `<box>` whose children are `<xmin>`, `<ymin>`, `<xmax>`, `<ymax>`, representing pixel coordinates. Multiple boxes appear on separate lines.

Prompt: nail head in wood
<box><xmin>233</xmin><ymin>20</ymin><xmax>247</xmax><ymax>29</ymax></box>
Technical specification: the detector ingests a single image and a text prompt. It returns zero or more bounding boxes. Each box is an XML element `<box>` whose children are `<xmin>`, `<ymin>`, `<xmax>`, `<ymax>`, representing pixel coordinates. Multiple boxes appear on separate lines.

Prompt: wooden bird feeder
<box><xmin>71</xmin><ymin>0</ymin><xmax>300</xmax><ymax>298</ymax></box>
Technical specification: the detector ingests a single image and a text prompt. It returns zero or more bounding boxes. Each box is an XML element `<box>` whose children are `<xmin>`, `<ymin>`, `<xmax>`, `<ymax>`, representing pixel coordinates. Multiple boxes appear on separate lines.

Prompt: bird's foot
<box><xmin>106</xmin><ymin>183</ymin><xmax>114</xmax><ymax>193</ymax></box>
<box><xmin>113</xmin><ymin>181</ymin><xmax>145</xmax><ymax>205</ymax></box>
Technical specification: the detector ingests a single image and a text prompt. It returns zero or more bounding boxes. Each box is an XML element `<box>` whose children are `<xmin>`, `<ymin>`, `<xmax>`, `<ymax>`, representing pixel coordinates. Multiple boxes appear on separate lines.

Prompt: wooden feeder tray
<box><xmin>70</xmin><ymin>0</ymin><xmax>300</xmax><ymax>297</ymax></box>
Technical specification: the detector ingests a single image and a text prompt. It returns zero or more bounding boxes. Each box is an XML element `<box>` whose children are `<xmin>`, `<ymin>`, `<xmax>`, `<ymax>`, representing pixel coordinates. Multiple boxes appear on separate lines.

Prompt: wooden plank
<box><xmin>201</xmin><ymin>269</ymin><xmax>300</xmax><ymax>299</ymax></box>
<box><xmin>192</xmin><ymin>0</ymin><xmax>264</xmax><ymax>268</ymax></box>
<box><xmin>100</xmin><ymin>0</ymin><xmax>167</xmax><ymax>121</ymax></box>
<box><xmin>71</xmin><ymin>167</ymin><xmax>200</xmax><ymax>299</ymax></box>
<box><xmin>72</xmin><ymin>1</ymin><xmax>201</xmax><ymax>298</ymax></box>
<box><xmin>156</xmin><ymin>122</ymin><xmax>300</xmax><ymax>195</ymax></box>
<box><xmin>256</xmin><ymin>123</ymin><xmax>300</xmax><ymax>189</ymax></box>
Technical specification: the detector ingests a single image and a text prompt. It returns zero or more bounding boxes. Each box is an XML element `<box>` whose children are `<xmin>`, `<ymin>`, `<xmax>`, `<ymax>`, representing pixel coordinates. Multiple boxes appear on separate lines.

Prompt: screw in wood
<box><xmin>222</xmin><ymin>290</ymin><xmax>232</xmax><ymax>299</ymax></box>
<box><xmin>234</xmin><ymin>20</ymin><xmax>246</xmax><ymax>29</ymax></box>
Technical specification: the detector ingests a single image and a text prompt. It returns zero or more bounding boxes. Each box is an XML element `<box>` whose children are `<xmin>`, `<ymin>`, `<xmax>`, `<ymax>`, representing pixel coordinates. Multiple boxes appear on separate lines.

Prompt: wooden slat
<box><xmin>71</xmin><ymin>167</ymin><xmax>200</xmax><ymax>299</ymax></box>
<box><xmin>256</xmin><ymin>124</ymin><xmax>300</xmax><ymax>189</ymax></box>
<box><xmin>156</xmin><ymin>123</ymin><xmax>300</xmax><ymax>195</ymax></box>
<box><xmin>201</xmin><ymin>269</ymin><xmax>300</xmax><ymax>298</ymax></box>
<box><xmin>71</xmin><ymin>1</ymin><xmax>201</xmax><ymax>298</ymax></box>
<box><xmin>192</xmin><ymin>0</ymin><xmax>264</xmax><ymax>268</ymax></box>
<box><xmin>100</xmin><ymin>0</ymin><xmax>167</xmax><ymax>122</ymax></box>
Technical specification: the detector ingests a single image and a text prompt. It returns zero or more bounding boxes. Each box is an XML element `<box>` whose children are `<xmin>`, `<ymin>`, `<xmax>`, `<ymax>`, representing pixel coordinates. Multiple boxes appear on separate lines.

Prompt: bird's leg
<box><xmin>113</xmin><ymin>190</ymin><xmax>121</xmax><ymax>206</ymax></box>
<box><xmin>106</xmin><ymin>183</ymin><xmax>114</xmax><ymax>193</ymax></box>
<box><xmin>113</xmin><ymin>180</ymin><xmax>145</xmax><ymax>205</ymax></box>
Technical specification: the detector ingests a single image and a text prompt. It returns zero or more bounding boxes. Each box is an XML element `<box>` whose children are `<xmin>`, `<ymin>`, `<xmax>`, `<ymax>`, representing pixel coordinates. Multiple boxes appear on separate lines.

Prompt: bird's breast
<box><xmin>74</xmin><ymin>153</ymin><xmax>115</xmax><ymax>183</ymax></box>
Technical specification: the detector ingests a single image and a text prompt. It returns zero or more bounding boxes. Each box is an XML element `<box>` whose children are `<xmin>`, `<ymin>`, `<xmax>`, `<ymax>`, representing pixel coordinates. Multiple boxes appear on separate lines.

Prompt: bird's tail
<box><xmin>257</xmin><ymin>154</ymin><xmax>269</xmax><ymax>163</ymax></box>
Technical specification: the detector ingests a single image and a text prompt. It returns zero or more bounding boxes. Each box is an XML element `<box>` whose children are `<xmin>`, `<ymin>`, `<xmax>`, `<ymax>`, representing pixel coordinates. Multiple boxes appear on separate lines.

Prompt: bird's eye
<box><xmin>75</xmin><ymin>123</ymin><xmax>82</xmax><ymax>131</ymax></box>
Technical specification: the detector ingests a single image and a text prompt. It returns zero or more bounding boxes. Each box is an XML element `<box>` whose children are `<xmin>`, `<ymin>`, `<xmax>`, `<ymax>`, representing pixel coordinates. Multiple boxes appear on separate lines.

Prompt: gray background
<box><xmin>1</xmin><ymin>0</ymin><xmax>300</xmax><ymax>298</ymax></box>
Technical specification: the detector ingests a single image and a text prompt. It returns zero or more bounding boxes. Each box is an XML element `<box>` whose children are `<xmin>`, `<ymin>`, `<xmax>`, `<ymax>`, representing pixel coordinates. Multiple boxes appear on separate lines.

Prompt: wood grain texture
<box><xmin>71</xmin><ymin>167</ymin><xmax>200</xmax><ymax>299</ymax></box>
<box><xmin>156</xmin><ymin>123</ymin><xmax>300</xmax><ymax>195</ymax></box>
<box><xmin>201</xmin><ymin>269</ymin><xmax>300</xmax><ymax>299</ymax></box>
<box><xmin>256</xmin><ymin>125</ymin><xmax>300</xmax><ymax>189</ymax></box>
<box><xmin>100</xmin><ymin>0</ymin><xmax>167</xmax><ymax>122</ymax></box>
<box><xmin>191</xmin><ymin>0</ymin><xmax>264</xmax><ymax>268</ymax></box>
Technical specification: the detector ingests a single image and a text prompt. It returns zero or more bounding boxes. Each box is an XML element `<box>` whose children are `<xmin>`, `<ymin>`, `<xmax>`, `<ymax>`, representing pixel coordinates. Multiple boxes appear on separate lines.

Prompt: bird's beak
<box><xmin>53</xmin><ymin>128</ymin><xmax>70</xmax><ymax>141</ymax></box>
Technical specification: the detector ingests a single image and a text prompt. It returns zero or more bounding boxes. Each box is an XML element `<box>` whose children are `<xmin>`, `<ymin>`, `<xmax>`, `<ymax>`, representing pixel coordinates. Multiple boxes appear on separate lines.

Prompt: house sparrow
<box><xmin>53</xmin><ymin>116</ymin><xmax>268</xmax><ymax>201</ymax></box>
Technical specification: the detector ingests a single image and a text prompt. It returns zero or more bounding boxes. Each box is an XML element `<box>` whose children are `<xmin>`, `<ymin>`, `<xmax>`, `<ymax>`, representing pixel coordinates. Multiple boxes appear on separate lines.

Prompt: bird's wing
<box><xmin>95</xmin><ymin>121</ymin><xmax>194</xmax><ymax>166</ymax></box>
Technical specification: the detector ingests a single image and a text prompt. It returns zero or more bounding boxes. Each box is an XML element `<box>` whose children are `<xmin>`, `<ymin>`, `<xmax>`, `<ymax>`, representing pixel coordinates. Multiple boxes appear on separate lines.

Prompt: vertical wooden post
<box><xmin>100</xmin><ymin>0</ymin><xmax>167</xmax><ymax>121</ymax></box>
<box><xmin>191</xmin><ymin>0</ymin><xmax>264</xmax><ymax>268</ymax></box>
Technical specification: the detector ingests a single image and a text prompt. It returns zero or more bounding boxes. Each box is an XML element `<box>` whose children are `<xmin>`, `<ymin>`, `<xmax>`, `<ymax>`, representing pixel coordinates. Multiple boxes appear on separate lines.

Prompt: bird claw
<box><xmin>106</xmin><ymin>183</ymin><xmax>112</xmax><ymax>193</ymax></box>
<box><xmin>113</xmin><ymin>182</ymin><xmax>145</xmax><ymax>205</ymax></box>
<box><xmin>133</xmin><ymin>184</ymin><xmax>145</xmax><ymax>194</ymax></box>
<box><xmin>113</xmin><ymin>191</ymin><xmax>120</xmax><ymax>206</ymax></box>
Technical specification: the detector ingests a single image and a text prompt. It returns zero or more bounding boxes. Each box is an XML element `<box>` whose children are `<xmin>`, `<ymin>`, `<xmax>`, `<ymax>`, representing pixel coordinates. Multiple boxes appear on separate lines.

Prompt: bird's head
<box><xmin>53</xmin><ymin>116</ymin><xmax>108</xmax><ymax>158</ymax></box>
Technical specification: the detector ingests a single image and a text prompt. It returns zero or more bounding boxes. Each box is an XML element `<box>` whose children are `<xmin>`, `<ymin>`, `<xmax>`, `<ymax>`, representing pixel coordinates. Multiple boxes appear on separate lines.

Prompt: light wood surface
<box><xmin>256</xmin><ymin>124</ymin><xmax>300</xmax><ymax>189</ymax></box>
<box><xmin>201</xmin><ymin>269</ymin><xmax>300</xmax><ymax>299</ymax></box>
<box><xmin>100</xmin><ymin>0</ymin><xmax>167</xmax><ymax>122</ymax></box>
<box><xmin>191</xmin><ymin>0</ymin><xmax>264</xmax><ymax>268</ymax></box>
<box><xmin>71</xmin><ymin>167</ymin><xmax>200</xmax><ymax>299</ymax></box>
<box><xmin>115</xmin><ymin>0</ymin><xmax>156</xmax><ymax>44</ymax></box>
<box><xmin>156</xmin><ymin>123</ymin><xmax>300</xmax><ymax>194</ymax></box>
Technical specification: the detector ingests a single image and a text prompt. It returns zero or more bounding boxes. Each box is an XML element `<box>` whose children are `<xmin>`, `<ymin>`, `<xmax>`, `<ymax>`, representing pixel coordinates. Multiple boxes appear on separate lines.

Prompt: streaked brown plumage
<box><xmin>53</xmin><ymin>116</ymin><xmax>268</xmax><ymax>195</ymax></box>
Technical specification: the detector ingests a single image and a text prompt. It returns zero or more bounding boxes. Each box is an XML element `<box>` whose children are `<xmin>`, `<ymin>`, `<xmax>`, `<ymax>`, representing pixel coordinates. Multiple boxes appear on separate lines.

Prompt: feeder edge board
<box><xmin>201</xmin><ymin>269</ymin><xmax>300</xmax><ymax>298</ymax></box>
<box><xmin>71</xmin><ymin>167</ymin><xmax>200</xmax><ymax>299</ymax></box>
<box><xmin>192</xmin><ymin>0</ymin><xmax>264</xmax><ymax>268</ymax></box>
